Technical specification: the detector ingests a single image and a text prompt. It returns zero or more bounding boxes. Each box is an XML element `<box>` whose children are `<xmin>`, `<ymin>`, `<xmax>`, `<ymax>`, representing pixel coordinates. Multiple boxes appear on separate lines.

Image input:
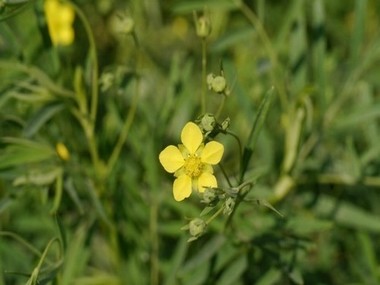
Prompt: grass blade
<box><xmin>240</xmin><ymin>87</ymin><xmax>274</xmax><ymax>182</ymax></box>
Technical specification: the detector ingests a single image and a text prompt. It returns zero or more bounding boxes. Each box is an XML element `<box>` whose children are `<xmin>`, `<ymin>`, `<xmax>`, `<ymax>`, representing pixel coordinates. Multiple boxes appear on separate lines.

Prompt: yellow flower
<box><xmin>44</xmin><ymin>0</ymin><xmax>75</xmax><ymax>46</ymax></box>
<box><xmin>159</xmin><ymin>122</ymin><xmax>224</xmax><ymax>201</ymax></box>
<box><xmin>56</xmin><ymin>142</ymin><xmax>70</xmax><ymax>161</ymax></box>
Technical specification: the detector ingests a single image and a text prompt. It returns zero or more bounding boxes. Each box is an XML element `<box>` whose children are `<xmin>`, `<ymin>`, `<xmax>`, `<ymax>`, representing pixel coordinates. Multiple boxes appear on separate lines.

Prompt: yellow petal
<box><xmin>197</xmin><ymin>172</ymin><xmax>217</xmax><ymax>193</ymax></box>
<box><xmin>201</xmin><ymin>141</ymin><xmax>224</xmax><ymax>165</ymax></box>
<box><xmin>181</xmin><ymin>122</ymin><xmax>202</xmax><ymax>154</ymax></box>
<box><xmin>58</xmin><ymin>28</ymin><xmax>75</xmax><ymax>45</ymax></box>
<box><xmin>44</xmin><ymin>0</ymin><xmax>75</xmax><ymax>46</ymax></box>
<box><xmin>60</xmin><ymin>6</ymin><xmax>75</xmax><ymax>23</ymax></box>
<box><xmin>173</xmin><ymin>175</ymin><xmax>192</xmax><ymax>201</ymax></box>
<box><xmin>159</xmin><ymin>145</ymin><xmax>184</xmax><ymax>173</ymax></box>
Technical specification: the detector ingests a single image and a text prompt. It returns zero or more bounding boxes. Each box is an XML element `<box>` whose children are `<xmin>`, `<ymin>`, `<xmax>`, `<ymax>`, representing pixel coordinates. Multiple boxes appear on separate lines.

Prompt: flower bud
<box><xmin>207</xmin><ymin>73</ymin><xmax>215</xmax><ymax>90</ymax></box>
<box><xmin>207</xmin><ymin>73</ymin><xmax>228</xmax><ymax>94</ymax></box>
<box><xmin>211</xmin><ymin>76</ymin><xmax>227</xmax><ymax>93</ymax></box>
<box><xmin>56</xmin><ymin>143</ymin><xmax>70</xmax><ymax>161</ymax></box>
<box><xmin>194</xmin><ymin>13</ymin><xmax>211</xmax><ymax>38</ymax></box>
<box><xmin>197</xmin><ymin>113</ymin><xmax>216</xmax><ymax>133</ymax></box>
<box><xmin>201</xmin><ymin>187</ymin><xmax>218</xmax><ymax>204</ymax></box>
<box><xmin>99</xmin><ymin>72</ymin><xmax>115</xmax><ymax>92</ymax></box>
<box><xmin>221</xmin><ymin>117</ymin><xmax>230</xmax><ymax>132</ymax></box>
<box><xmin>223</xmin><ymin>197</ymin><xmax>235</xmax><ymax>216</ymax></box>
<box><xmin>123</xmin><ymin>17</ymin><xmax>135</xmax><ymax>34</ymax></box>
<box><xmin>110</xmin><ymin>13</ymin><xmax>135</xmax><ymax>36</ymax></box>
<box><xmin>189</xmin><ymin>218</ymin><xmax>207</xmax><ymax>237</ymax></box>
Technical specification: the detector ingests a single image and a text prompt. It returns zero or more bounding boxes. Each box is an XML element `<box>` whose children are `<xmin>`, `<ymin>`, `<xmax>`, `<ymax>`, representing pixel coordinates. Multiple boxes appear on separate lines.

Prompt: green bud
<box><xmin>110</xmin><ymin>14</ymin><xmax>135</xmax><ymax>36</ymax></box>
<box><xmin>195</xmin><ymin>15</ymin><xmax>211</xmax><ymax>38</ymax></box>
<box><xmin>198</xmin><ymin>113</ymin><xmax>216</xmax><ymax>133</ymax></box>
<box><xmin>223</xmin><ymin>197</ymin><xmax>235</xmax><ymax>216</ymax></box>
<box><xmin>207</xmin><ymin>73</ymin><xmax>215</xmax><ymax>90</ymax></box>
<box><xmin>189</xmin><ymin>218</ymin><xmax>207</xmax><ymax>237</ymax></box>
<box><xmin>99</xmin><ymin>72</ymin><xmax>115</xmax><ymax>92</ymax></box>
<box><xmin>207</xmin><ymin>73</ymin><xmax>228</xmax><ymax>94</ymax></box>
<box><xmin>221</xmin><ymin>117</ymin><xmax>230</xmax><ymax>132</ymax></box>
<box><xmin>202</xmin><ymin>188</ymin><xmax>218</xmax><ymax>204</ymax></box>
<box><xmin>211</xmin><ymin>75</ymin><xmax>227</xmax><ymax>93</ymax></box>
<box><xmin>123</xmin><ymin>17</ymin><xmax>135</xmax><ymax>34</ymax></box>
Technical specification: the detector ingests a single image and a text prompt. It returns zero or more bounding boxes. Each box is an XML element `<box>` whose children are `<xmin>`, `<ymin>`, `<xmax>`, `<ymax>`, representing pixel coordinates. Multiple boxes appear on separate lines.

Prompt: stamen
<box><xmin>184</xmin><ymin>155</ymin><xmax>203</xmax><ymax>178</ymax></box>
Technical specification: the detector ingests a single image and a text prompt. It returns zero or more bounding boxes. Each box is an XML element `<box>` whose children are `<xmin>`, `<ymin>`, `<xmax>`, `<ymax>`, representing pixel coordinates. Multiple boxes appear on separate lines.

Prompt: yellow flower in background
<box><xmin>44</xmin><ymin>0</ymin><xmax>75</xmax><ymax>46</ymax></box>
<box><xmin>56</xmin><ymin>142</ymin><xmax>70</xmax><ymax>161</ymax></box>
<box><xmin>159</xmin><ymin>122</ymin><xmax>224</xmax><ymax>201</ymax></box>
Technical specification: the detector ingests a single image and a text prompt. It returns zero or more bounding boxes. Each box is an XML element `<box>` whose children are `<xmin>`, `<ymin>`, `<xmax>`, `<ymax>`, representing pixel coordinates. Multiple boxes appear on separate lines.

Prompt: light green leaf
<box><xmin>0</xmin><ymin>138</ymin><xmax>55</xmax><ymax>169</ymax></box>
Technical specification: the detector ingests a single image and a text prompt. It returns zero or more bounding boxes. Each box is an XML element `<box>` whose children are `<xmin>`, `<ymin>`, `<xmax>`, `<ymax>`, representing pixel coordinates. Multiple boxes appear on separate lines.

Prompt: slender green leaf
<box><xmin>61</xmin><ymin>226</ymin><xmax>89</xmax><ymax>285</ymax></box>
<box><xmin>163</xmin><ymin>237</ymin><xmax>189</xmax><ymax>285</ymax></box>
<box><xmin>316</xmin><ymin>195</ymin><xmax>380</xmax><ymax>233</ymax></box>
<box><xmin>240</xmin><ymin>87</ymin><xmax>274</xmax><ymax>182</ymax></box>
<box><xmin>0</xmin><ymin>0</ymin><xmax>31</xmax><ymax>21</ymax></box>
<box><xmin>218</xmin><ymin>255</ymin><xmax>247</xmax><ymax>285</ymax></box>
<box><xmin>256</xmin><ymin>268</ymin><xmax>282</xmax><ymax>285</ymax></box>
<box><xmin>211</xmin><ymin>28</ymin><xmax>255</xmax><ymax>52</ymax></box>
<box><xmin>0</xmin><ymin>138</ymin><xmax>55</xmax><ymax>169</ymax></box>
<box><xmin>178</xmin><ymin>235</ymin><xmax>226</xmax><ymax>275</ymax></box>
<box><xmin>23</xmin><ymin>103</ymin><xmax>64</xmax><ymax>138</ymax></box>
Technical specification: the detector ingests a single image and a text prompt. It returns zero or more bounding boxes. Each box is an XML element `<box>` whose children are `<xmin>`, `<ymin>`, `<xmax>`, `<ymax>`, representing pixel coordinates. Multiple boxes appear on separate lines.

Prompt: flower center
<box><xmin>184</xmin><ymin>155</ymin><xmax>203</xmax><ymax>178</ymax></box>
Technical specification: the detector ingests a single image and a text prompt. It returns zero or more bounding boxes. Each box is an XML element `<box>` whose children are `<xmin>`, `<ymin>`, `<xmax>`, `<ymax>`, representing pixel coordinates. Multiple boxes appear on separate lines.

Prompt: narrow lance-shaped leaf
<box><xmin>23</xmin><ymin>103</ymin><xmax>64</xmax><ymax>138</ymax></box>
<box><xmin>0</xmin><ymin>0</ymin><xmax>31</xmax><ymax>21</ymax></box>
<box><xmin>0</xmin><ymin>138</ymin><xmax>55</xmax><ymax>169</ymax></box>
<box><xmin>240</xmin><ymin>87</ymin><xmax>274</xmax><ymax>182</ymax></box>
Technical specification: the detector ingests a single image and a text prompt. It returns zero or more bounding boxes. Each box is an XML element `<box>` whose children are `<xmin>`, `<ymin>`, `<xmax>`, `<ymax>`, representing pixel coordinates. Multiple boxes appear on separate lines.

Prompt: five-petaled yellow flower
<box><xmin>159</xmin><ymin>122</ymin><xmax>224</xmax><ymax>201</ymax></box>
<box><xmin>44</xmin><ymin>0</ymin><xmax>75</xmax><ymax>46</ymax></box>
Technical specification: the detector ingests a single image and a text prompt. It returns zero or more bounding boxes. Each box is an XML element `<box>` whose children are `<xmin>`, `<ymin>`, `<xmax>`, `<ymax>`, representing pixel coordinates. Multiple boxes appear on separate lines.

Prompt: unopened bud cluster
<box><xmin>207</xmin><ymin>73</ymin><xmax>230</xmax><ymax>95</ymax></box>
<box><xmin>201</xmin><ymin>187</ymin><xmax>219</xmax><ymax>204</ymax></box>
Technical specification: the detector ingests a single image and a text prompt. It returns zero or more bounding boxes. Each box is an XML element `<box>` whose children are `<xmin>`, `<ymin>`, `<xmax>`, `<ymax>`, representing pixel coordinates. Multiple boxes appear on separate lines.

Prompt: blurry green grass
<box><xmin>1</xmin><ymin>0</ymin><xmax>380</xmax><ymax>284</ymax></box>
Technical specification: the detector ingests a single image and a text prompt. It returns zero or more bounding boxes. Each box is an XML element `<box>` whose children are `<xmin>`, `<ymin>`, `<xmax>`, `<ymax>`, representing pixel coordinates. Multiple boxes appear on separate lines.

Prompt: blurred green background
<box><xmin>1</xmin><ymin>0</ymin><xmax>380</xmax><ymax>284</ymax></box>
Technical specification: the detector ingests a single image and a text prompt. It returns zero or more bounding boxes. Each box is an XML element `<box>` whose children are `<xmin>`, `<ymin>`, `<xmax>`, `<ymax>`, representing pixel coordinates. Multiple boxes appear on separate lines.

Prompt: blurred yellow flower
<box><xmin>159</xmin><ymin>122</ymin><xmax>224</xmax><ymax>201</ymax></box>
<box><xmin>56</xmin><ymin>142</ymin><xmax>70</xmax><ymax>161</ymax></box>
<box><xmin>44</xmin><ymin>0</ymin><xmax>75</xmax><ymax>46</ymax></box>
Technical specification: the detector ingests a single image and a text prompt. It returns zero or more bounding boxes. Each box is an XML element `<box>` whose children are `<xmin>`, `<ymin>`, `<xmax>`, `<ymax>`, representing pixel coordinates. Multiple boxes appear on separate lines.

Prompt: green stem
<box><xmin>66</xmin><ymin>1</ymin><xmax>103</xmax><ymax>180</ymax></box>
<box><xmin>226</xmin><ymin>130</ymin><xmax>243</xmax><ymax>177</ymax></box>
<box><xmin>71</xmin><ymin>108</ymin><xmax>100</xmax><ymax>172</ymax></box>
<box><xmin>224</xmin><ymin>181</ymin><xmax>253</xmax><ymax>231</ymax></box>
<box><xmin>218</xmin><ymin>163</ymin><xmax>233</xmax><ymax>188</ymax></box>
<box><xmin>226</xmin><ymin>131</ymin><xmax>242</xmax><ymax>159</ymax></box>
<box><xmin>68</xmin><ymin>1</ymin><xmax>99</xmax><ymax>126</ymax></box>
<box><xmin>107</xmin><ymin>78</ymin><xmax>139</xmax><ymax>173</ymax></box>
<box><xmin>215</xmin><ymin>95</ymin><xmax>225</xmax><ymax>118</ymax></box>
<box><xmin>34</xmin><ymin>237</ymin><xmax>61</xmax><ymax>272</ymax></box>
<box><xmin>206</xmin><ymin>206</ymin><xmax>224</xmax><ymax>225</ymax></box>
<box><xmin>0</xmin><ymin>231</ymin><xmax>42</xmax><ymax>259</ymax></box>
<box><xmin>201</xmin><ymin>39</ymin><xmax>207</xmax><ymax>114</ymax></box>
